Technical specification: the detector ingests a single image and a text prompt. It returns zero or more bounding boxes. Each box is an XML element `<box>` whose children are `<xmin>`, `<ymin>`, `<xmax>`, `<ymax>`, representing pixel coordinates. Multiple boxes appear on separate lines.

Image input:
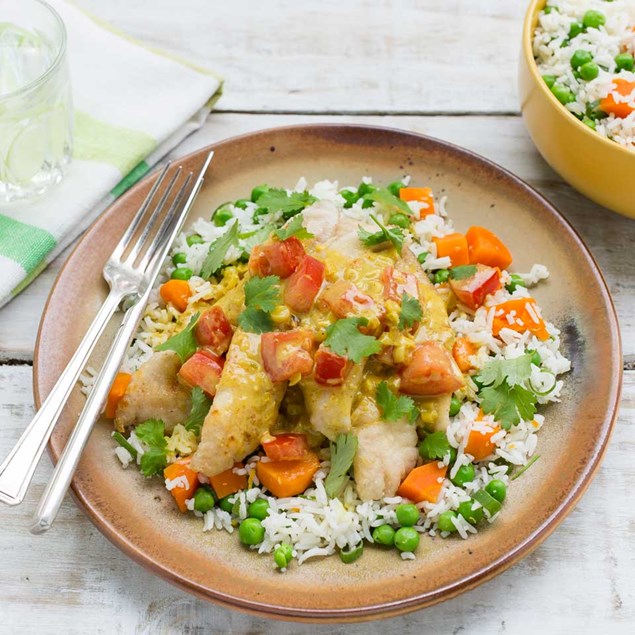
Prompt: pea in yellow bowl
<box><xmin>519</xmin><ymin>0</ymin><xmax>635</xmax><ymax>219</ymax></box>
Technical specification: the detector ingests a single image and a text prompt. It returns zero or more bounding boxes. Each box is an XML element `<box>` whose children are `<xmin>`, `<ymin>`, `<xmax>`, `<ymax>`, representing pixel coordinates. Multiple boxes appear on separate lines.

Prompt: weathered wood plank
<box><xmin>76</xmin><ymin>0</ymin><xmax>526</xmax><ymax>115</ymax></box>
<box><xmin>0</xmin><ymin>364</ymin><xmax>633</xmax><ymax>633</ymax></box>
<box><xmin>1</xmin><ymin>114</ymin><xmax>632</xmax><ymax>360</ymax></box>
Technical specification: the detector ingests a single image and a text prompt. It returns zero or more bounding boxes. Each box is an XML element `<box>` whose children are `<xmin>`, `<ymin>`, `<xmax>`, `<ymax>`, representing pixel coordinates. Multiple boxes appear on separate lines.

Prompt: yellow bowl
<box><xmin>519</xmin><ymin>0</ymin><xmax>635</xmax><ymax>219</ymax></box>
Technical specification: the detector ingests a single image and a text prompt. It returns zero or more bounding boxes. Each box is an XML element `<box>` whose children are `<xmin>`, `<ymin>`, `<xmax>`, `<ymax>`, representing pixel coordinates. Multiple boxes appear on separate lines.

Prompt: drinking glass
<box><xmin>0</xmin><ymin>0</ymin><xmax>73</xmax><ymax>203</ymax></box>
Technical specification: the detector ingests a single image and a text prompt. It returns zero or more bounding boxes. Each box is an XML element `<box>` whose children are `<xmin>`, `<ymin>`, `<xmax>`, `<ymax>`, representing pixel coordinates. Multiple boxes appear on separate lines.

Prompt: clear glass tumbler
<box><xmin>0</xmin><ymin>0</ymin><xmax>73</xmax><ymax>203</ymax></box>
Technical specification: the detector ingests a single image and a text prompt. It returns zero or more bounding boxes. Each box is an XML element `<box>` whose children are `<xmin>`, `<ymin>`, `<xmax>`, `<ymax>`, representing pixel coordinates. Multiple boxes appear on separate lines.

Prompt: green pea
<box><xmin>543</xmin><ymin>6</ymin><xmax>554</xmax><ymax>14</ymax></box>
<box><xmin>583</xmin><ymin>10</ymin><xmax>605</xmax><ymax>29</ymax></box>
<box><xmin>485</xmin><ymin>479</ymin><xmax>507</xmax><ymax>503</ymax></box>
<box><xmin>550</xmin><ymin>84</ymin><xmax>576</xmax><ymax>105</ymax></box>
<box><xmin>437</xmin><ymin>510</ymin><xmax>459</xmax><ymax>533</ymax></box>
<box><xmin>542</xmin><ymin>74</ymin><xmax>557</xmax><ymax>88</ymax></box>
<box><xmin>193</xmin><ymin>485</ymin><xmax>216</xmax><ymax>513</ymax></box>
<box><xmin>339</xmin><ymin>543</ymin><xmax>364</xmax><ymax>564</ymax></box>
<box><xmin>171</xmin><ymin>252</ymin><xmax>187</xmax><ymax>266</ymax></box>
<box><xmin>251</xmin><ymin>184</ymin><xmax>269</xmax><ymax>203</ymax></box>
<box><xmin>372</xmin><ymin>524</ymin><xmax>396</xmax><ymax>546</ymax></box>
<box><xmin>586</xmin><ymin>99</ymin><xmax>608</xmax><ymax>121</ymax></box>
<box><xmin>238</xmin><ymin>518</ymin><xmax>265</xmax><ymax>545</ymax></box>
<box><xmin>505</xmin><ymin>273</ymin><xmax>526</xmax><ymax>293</ymax></box>
<box><xmin>396</xmin><ymin>503</ymin><xmax>420</xmax><ymax>527</ymax></box>
<box><xmin>186</xmin><ymin>234</ymin><xmax>204</xmax><ymax>247</ymax></box>
<box><xmin>340</xmin><ymin>189</ymin><xmax>359</xmax><ymax>209</ymax></box>
<box><xmin>171</xmin><ymin>267</ymin><xmax>193</xmax><ymax>281</ymax></box>
<box><xmin>458</xmin><ymin>499</ymin><xmax>484</xmax><ymax>525</ymax></box>
<box><xmin>449</xmin><ymin>395</ymin><xmax>462</xmax><ymax>417</ymax></box>
<box><xmin>571</xmin><ymin>49</ymin><xmax>593</xmax><ymax>70</ymax></box>
<box><xmin>582</xmin><ymin>116</ymin><xmax>596</xmax><ymax>130</ymax></box>
<box><xmin>274</xmin><ymin>543</ymin><xmax>293</xmax><ymax>569</ymax></box>
<box><xmin>434</xmin><ymin>269</ymin><xmax>450</xmax><ymax>284</ymax></box>
<box><xmin>214</xmin><ymin>207</ymin><xmax>234</xmax><ymax>227</ymax></box>
<box><xmin>579</xmin><ymin>61</ymin><xmax>599</xmax><ymax>81</ymax></box>
<box><xmin>357</xmin><ymin>182</ymin><xmax>377</xmax><ymax>197</ymax></box>
<box><xmin>388</xmin><ymin>180</ymin><xmax>406</xmax><ymax>197</ymax></box>
<box><xmin>247</xmin><ymin>498</ymin><xmax>269</xmax><ymax>521</ymax></box>
<box><xmin>278</xmin><ymin>543</ymin><xmax>293</xmax><ymax>562</ymax></box>
<box><xmin>218</xmin><ymin>495</ymin><xmax>234</xmax><ymax>513</ymax></box>
<box><xmin>451</xmin><ymin>463</ymin><xmax>476</xmax><ymax>488</ymax></box>
<box><xmin>615</xmin><ymin>53</ymin><xmax>635</xmax><ymax>72</ymax></box>
<box><xmin>568</xmin><ymin>21</ymin><xmax>585</xmax><ymax>39</ymax></box>
<box><xmin>527</xmin><ymin>349</ymin><xmax>542</xmax><ymax>366</ymax></box>
<box><xmin>388</xmin><ymin>213</ymin><xmax>411</xmax><ymax>228</ymax></box>
<box><xmin>417</xmin><ymin>251</ymin><xmax>429</xmax><ymax>265</ymax></box>
<box><xmin>234</xmin><ymin>198</ymin><xmax>250</xmax><ymax>210</ymax></box>
<box><xmin>394</xmin><ymin>527</ymin><xmax>420</xmax><ymax>552</ymax></box>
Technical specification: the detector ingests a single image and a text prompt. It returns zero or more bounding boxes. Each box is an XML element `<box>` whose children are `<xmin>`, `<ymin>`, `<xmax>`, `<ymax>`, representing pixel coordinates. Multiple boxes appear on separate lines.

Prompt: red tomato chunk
<box><xmin>381</xmin><ymin>266</ymin><xmax>418</xmax><ymax>301</ymax></box>
<box><xmin>262</xmin><ymin>433</ymin><xmax>309</xmax><ymax>461</ymax></box>
<box><xmin>195</xmin><ymin>306</ymin><xmax>233</xmax><ymax>355</ymax></box>
<box><xmin>400</xmin><ymin>341</ymin><xmax>464</xmax><ymax>396</ymax></box>
<box><xmin>448</xmin><ymin>264</ymin><xmax>501</xmax><ymax>311</ymax></box>
<box><xmin>248</xmin><ymin>237</ymin><xmax>305</xmax><ymax>278</ymax></box>
<box><xmin>178</xmin><ymin>350</ymin><xmax>225</xmax><ymax>396</ymax></box>
<box><xmin>320</xmin><ymin>280</ymin><xmax>379</xmax><ymax>319</ymax></box>
<box><xmin>314</xmin><ymin>347</ymin><xmax>350</xmax><ymax>386</ymax></box>
<box><xmin>284</xmin><ymin>255</ymin><xmax>325</xmax><ymax>313</ymax></box>
<box><xmin>261</xmin><ymin>330</ymin><xmax>315</xmax><ymax>382</ymax></box>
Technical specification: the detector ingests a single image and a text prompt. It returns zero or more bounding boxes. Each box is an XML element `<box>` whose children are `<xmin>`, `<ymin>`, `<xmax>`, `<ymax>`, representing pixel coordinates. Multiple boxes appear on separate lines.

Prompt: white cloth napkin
<box><xmin>0</xmin><ymin>0</ymin><xmax>222</xmax><ymax>308</ymax></box>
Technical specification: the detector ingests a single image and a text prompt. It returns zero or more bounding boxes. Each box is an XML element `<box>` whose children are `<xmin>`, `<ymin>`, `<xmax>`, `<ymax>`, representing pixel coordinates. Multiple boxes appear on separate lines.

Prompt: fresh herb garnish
<box><xmin>511</xmin><ymin>454</ymin><xmax>540</xmax><ymax>480</ymax></box>
<box><xmin>239</xmin><ymin>307</ymin><xmax>274</xmax><ymax>334</ymax></box>
<box><xmin>255</xmin><ymin>188</ymin><xmax>316</xmax><ymax>219</ymax></box>
<box><xmin>112</xmin><ymin>431</ymin><xmax>138</xmax><ymax>459</ymax></box>
<box><xmin>184</xmin><ymin>386</ymin><xmax>212</xmax><ymax>435</ymax></box>
<box><xmin>324</xmin><ymin>433</ymin><xmax>358</xmax><ymax>498</ymax></box>
<box><xmin>398</xmin><ymin>293</ymin><xmax>423</xmax><ymax>330</ymax></box>
<box><xmin>238</xmin><ymin>275</ymin><xmax>281</xmax><ymax>333</ymax></box>
<box><xmin>376</xmin><ymin>381</ymin><xmax>418</xmax><ymax>423</ymax></box>
<box><xmin>477</xmin><ymin>354</ymin><xmax>533</xmax><ymax>389</ymax></box>
<box><xmin>323</xmin><ymin>317</ymin><xmax>381</xmax><ymax>363</ymax></box>
<box><xmin>367</xmin><ymin>187</ymin><xmax>412</xmax><ymax>215</ymax></box>
<box><xmin>418</xmin><ymin>431</ymin><xmax>452</xmax><ymax>461</ymax></box>
<box><xmin>358</xmin><ymin>214</ymin><xmax>405</xmax><ymax>251</ymax></box>
<box><xmin>155</xmin><ymin>312</ymin><xmax>200</xmax><ymax>363</ymax></box>
<box><xmin>134</xmin><ymin>419</ymin><xmax>168</xmax><ymax>477</ymax></box>
<box><xmin>239</xmin><ymin>224</ymin><xmax>273</xmax><ymax>254</ymax></box>
<box><xmin>200</xmin><ymin>221</ymin><xmax>240</xmax><ymax>278</ymax></box>
<box><xmin>449</xmin><ymin>265</ymin><xmax>477</xmax><ymax>280</ymax></box>
<box><xmin>274</xmin><ymin>214</ymin><xmax>314</xmax><ymax>241</ymax></box>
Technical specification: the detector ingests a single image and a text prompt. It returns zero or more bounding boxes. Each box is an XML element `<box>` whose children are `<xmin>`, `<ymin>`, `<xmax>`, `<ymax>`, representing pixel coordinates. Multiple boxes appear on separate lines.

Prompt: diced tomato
<box><xmin>319</xmin><ymin>280</ymin><xmax>381</xmax><ymax>320</ymax></box>
<box><xmin>381</xmin><ymin>266</ymin><xmax>419</xmax><ymax>301</ymax></box>
<box><xmin>284</xmin><ymin>255</ymin><xmax>325</xmax><ymax>313</ymax></box>
<box><xmin>262</xmin><ymin>433</ymin><xmax>310</xmax><ymax>461</ymax></box>
<box><xmin>195</xmin><ymin>306</ymin><xmax>233</xmax><ymax>355</ymax></box>
<box><xmin>314</xmin><ymin>347</ymin><xmax>350</xmax><ymax>386</ymax></box>
<box><xmin>177</xmin><ymin>350</ymin><xmax>225</xmax><ymax>396</ymax></box>
<box><xmin>448</xmin><ymin>264</ymin><xmax>501</xmax><ymax>310</ymax></box>
<box><xmin>261</xmin><ymin>330</ymin><xmax>315</xmax><ymax>382</ymax></box>
<box><xmin>400</xmin><ymin>341</ymin><xmax>464</xmax><ymax>396</ymax></box>
<box><xmin>248</xmin><ymin>237</ymin><xmax>305</xmax><ymax>278</ymax></box>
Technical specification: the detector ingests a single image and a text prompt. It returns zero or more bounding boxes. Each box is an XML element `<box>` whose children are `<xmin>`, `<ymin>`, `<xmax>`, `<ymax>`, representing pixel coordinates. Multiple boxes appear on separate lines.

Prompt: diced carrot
<box><xmin>397</xmin><ymin>462</ymin><xmax>448</xmax><ymax>504</ymax></box>
<box><xmin>105</xmin><ymin>372</ymin><xmax>132</xmax><ymax>419</ymax></box>
<box><xmin>159</xmin><ymin>279</ymin><xmax>192</xmax><ymax>312</ymax></box>
<box><xmin>465</xmin><ymin>426</ymin><xmax>500</xmax><ymax>461</ymax></box>
<box><xmin>452</xmin><ymin>336</ymin><xmax>478</xmax><ymax>373</ymax></box>
<box><xmin>163</xmin><ymin>458</ymin><xmax>199</xmax><ymax>513</ymax></box>
<box><xmin>399</xmin><ymin>187</ymin><xmax>435</xmax><ymax>217</ymax></box>
<box><xmin>256</xmin><ymin>452</ymin><xmax>320</xmax><ymax>498</ymax></box>
<box><xmin>432</xmin><ymin>233</ymin><xmax>469</xmax><ymax>266</ymax></box>
<box><xmin>465</xmin><ymin>226</ymin><xmax>513</xmax><ymax>270</ymax></box>
<box><xmin>210</xmin><ymin>463</ymin><xmax>248</xmax><ymax>499</ymax></box>
<box><xmin>600</xmin><ymin>79</ymin><xmax>635</xmax><ymax>119</ymax></box>
<box><xmin>492</xmin><ymin>298</ymin><xmax>549</xmax><ymax>341</ymax></box>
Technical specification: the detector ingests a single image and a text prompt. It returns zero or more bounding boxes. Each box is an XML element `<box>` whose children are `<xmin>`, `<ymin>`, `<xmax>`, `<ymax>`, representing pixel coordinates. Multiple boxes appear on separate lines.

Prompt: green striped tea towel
<box><xmin>0</xmin><ymin>0</ymin><xmax>223</xmax><ymax>308</ymax></box>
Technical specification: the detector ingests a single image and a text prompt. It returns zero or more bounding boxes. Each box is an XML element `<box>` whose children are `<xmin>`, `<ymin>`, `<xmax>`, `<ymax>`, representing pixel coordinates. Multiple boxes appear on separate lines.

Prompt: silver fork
<box><xmin>0</xmin><ymin>153</ymin><xmax>209</xmax><ymax>507</ymax></box>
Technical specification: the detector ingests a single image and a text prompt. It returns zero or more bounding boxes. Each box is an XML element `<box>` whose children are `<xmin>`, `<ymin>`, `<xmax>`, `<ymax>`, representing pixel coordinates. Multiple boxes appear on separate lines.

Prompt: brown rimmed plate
<box><xmin>34</xmin><ymin>125</ymin><xmax>622</xmax><ymax>622</ymax></box>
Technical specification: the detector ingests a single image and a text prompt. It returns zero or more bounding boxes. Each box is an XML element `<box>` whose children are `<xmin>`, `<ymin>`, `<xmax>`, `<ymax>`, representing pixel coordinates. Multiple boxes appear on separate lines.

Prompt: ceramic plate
<box><xmin>34</xmin><ymin>125</ymin><xmax>622</xmax><ymax>621</ymax></box>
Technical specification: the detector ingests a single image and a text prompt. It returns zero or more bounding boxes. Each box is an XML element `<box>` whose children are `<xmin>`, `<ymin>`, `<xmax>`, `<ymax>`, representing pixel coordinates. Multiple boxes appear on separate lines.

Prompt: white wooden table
<box><xmin>1</xmin><ymin>1</ymin><xmax>634</xmax><ymax>632</ymax></box>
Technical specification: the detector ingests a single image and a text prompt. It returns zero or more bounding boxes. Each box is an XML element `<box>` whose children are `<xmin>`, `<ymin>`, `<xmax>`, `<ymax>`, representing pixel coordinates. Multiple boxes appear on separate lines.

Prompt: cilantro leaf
<box><xmin>238</xmin><ymin>307</ymin><xmax>274</xmax><ymax>333</ymax></box>
<box><xmin>449</xmin><ymin>265</ymin><xmax>477</xmax><ymax>280</ymax></box>
<box><xmin>418</xmin><ymin>431</ymin><xmax>452</xmax><ymax>461</ymax></box>
<box><xmin>155</xmin><ymin>312</ymin><xmax>200</xmax><ymax>363</ymax></box>
<box><xmin>323</xmin><ymin>317</ymin><xmax>381</xmax><ymax>363</ymax></box>
<box><xmin>376</xmin><ymin>381</ymin><xmax>418</xmax><ymax>423</ymax></box>
<box><xmin>478</xmin><ymin>354</ymin><xmax>533</xmax><ymax>389</ymax></box>
<box><xmin>479</xmin><ymin>383</ymin><xmax>537</xmax><ymax>430</ymax></box>
<box><xmin>243</xmin><ymin>275</ymin><xmax>281</xmax><ymax>312</ymax></box>
<box><xmin>368</xmin><ymin>187</ymin><xmax>412</xmax><ymax>215</ymax></box>
<box><xmin>135</xmin><ymin>419</ymin><xmax>168</xmax><ymax>477</ymax></box>
<box><xmin>200</xmin><ymin>221</ymin><xmax>240</xmax><ymax>278</ymax></box>
<box><xmin>184</xmin><ymin>386</ymin><xmax>212</xmax><ymax>435</ymax></box>
<box><xmin>274</xmin><ymin>214</ymin><xmax>314</xmax><ymax>241</ymax></box>
<box><xmin>398</xmin><ymin>293</ymin><xmax>423</xmax><ymax>330</ymax></box>
<box><xmin>324</xmin><ymin>433</ymin><xmax>358</xmax><ymax>498</ymax></box>
<box><xmin>256</xmin><ymin>188</ymin><xmax>316</xmax><ymax>219</ymax></box>
<box><xmin>357</xmin><ymin>226</ymin><xmax>389</xmax><ymax>247</ymax></box>
<box><xmin>240</xmin><ymin>224</ymin><xmax>273</xmax><ymax>254</ymax></box>
<box><xmin>360</xmin><ymin>214</ymin><xmax>405</xmax><ymax>251</ymax></box>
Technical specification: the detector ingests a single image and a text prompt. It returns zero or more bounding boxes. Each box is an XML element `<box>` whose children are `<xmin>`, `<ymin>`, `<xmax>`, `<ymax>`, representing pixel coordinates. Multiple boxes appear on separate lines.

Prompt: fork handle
<box><xmin>0</xmin><ymin>289</ymin><xmax>125</xmax><ymax>506</ymax></box>
<box><xmin>30</xmin><ymin>294</ymin><xmax>147</xmax><ymax>534</ymax></box>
